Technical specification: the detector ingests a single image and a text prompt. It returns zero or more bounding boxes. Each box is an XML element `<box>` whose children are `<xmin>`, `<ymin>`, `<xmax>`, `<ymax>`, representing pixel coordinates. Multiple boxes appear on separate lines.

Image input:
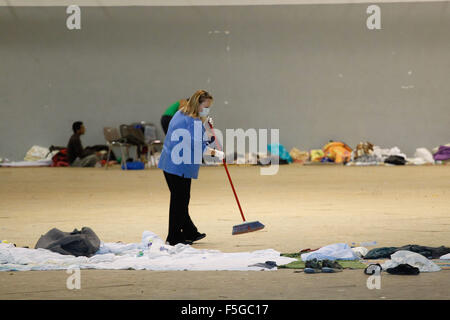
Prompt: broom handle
<box><xmin>207</xmin><ymin>120</ymin><xmax>246</xmax><ymax>222</ymax></box>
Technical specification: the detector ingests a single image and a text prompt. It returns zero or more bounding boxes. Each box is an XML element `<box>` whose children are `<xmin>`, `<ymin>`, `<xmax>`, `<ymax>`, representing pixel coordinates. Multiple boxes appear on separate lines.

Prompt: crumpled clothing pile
<box><xmin>0</xmin><ymin>231</ymin><xmax>296</xmax><ymax>272</ymax></box>
<box><xmin>381</xmin><ymin>251</ymin><xmax>441</xmax><ymax>272</ymax></box>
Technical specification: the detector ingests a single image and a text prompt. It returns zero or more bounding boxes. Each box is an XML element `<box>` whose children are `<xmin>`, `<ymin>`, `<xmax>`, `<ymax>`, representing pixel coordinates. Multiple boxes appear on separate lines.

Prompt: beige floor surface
<box><xmin>0</xmin><ymin>164</ymin><xmax>449</xmax><ymax>299</ymax></box>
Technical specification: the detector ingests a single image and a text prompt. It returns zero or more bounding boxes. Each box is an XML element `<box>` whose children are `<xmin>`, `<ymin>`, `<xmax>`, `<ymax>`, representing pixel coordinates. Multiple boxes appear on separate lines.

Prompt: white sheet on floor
<box><xmin>381</xmin><ymin>250</ymin><xmax>441</xmax><ymax>272</ymax></box>
<box><xmin>0</xmin><ymin>231</ymin><xmax>296</xmax><ymax>271</ymax></box>
<box><xmin>0</xmin><ymin>159</ymin><xmax>52</xmax><ymax>167</ymax></box>
<box><xmin>301</xmin><ymin>243</ymin><xmax>359</xmax><ymax>261</ymax></box>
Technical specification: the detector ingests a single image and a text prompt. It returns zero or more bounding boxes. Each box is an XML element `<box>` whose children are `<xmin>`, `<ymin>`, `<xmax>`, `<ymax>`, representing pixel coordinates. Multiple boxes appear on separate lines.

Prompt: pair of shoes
<box><xmin>304</xmin><ymin>258</ymin><xmax>322</xmax><ymax>273</ymax></box>
<box><xmin>304</xmin><ymin>259</ymin><xmax>343</xmax><ymax>273</ymax></box>
<box><xmin>187</xmin><ymin>232</ymin><xmax>206</xmax><ymax>243</ymax></box>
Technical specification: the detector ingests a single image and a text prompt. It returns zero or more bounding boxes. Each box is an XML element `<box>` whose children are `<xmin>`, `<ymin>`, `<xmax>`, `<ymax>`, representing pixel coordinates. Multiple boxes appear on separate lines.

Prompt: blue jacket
<box><xmin>158</xmin><ymin>110</ymin><xmax>208</xmax><ymax>179</ymax></box>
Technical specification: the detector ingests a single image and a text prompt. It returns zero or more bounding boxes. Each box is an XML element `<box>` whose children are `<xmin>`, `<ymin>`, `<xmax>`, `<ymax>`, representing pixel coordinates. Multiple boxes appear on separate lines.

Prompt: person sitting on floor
<box><xmin>67</xmin><ymin>121</ymin><xmax>101</xmax><ymax>167</ymax></box>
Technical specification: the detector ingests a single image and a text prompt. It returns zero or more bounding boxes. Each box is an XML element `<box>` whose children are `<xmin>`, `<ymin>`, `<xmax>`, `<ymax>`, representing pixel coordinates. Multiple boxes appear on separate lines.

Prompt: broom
<box><xmin>206</xmin><ymin>118</ymin><xmax>265</xmax><ymax>235</ymax></box>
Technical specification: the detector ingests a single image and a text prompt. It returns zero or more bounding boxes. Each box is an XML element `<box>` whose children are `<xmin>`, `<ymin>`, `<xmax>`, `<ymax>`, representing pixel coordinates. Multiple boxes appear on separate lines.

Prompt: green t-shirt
<box><xmin>163</xmin><ymin>101</ymin><xmax>180</xmax><ymax>117</ymax></box>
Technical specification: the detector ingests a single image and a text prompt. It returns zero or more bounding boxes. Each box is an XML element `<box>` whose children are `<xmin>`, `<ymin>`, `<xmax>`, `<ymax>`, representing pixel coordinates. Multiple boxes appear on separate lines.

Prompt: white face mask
<box><xmin>199</xmin><ymin>107</ymin><xmax>210</xmax><ymax>117</ymax></box>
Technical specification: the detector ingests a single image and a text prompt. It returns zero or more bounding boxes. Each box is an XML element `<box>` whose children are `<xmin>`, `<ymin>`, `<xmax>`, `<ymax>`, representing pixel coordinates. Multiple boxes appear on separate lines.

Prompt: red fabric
<box><xmin>51</xmin><ymin>149</ymin><xmax>69</xmax><ymax>167</ymax></box>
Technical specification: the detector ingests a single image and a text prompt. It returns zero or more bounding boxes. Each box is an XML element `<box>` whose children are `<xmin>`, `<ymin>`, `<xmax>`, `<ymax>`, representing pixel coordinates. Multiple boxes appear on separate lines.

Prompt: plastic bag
<box><xmin>381</xmin><ymin>250</ymin><xmax>441</xmax><ymax>272</ymax></box>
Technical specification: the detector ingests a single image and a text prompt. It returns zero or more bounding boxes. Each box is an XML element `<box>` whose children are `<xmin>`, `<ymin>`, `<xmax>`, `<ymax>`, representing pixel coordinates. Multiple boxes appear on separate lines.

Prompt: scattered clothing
<box><xmin>35</xmin><ymin>227</ymin><xmax>101</xmax><ymax>257</ymax></box>
<box><xmin>365</xmin><ymin>245</ymin><xmax>450</xmax><ymax>260</ymax></box>
<box><xmin>301</xmin><ymin>243</ymin><xmax>359</xmax><ymax>261</ymax></box>
<box><xmin>0</xmin><ymin>231</ymin><xmax>295</xmax><ymax>271</ymax></box>
<box><xmin>386</xmin><ymin>264</ymin><xmax>420</xmax><ymax>275</ymax></box>
<box><xmin>322</xmin><ymin>141</ymin><xmax>352</xmax><ymax>164</ymax></box>
<box><xmin>348</xmin><ymin>154</ymin><xmax>379</xmax><ymax>166</ymax></box>
<box><xmin>310</xmin><ymin>149</ymin><xmax>324</xmax><ymax>162</ymax></box>
<box><xmin>433</xmin><ymin>145</ymin><xmax>450</xmax><ymax>161</ymax></box>
<box><xmin>364</xmin><ymin>247</ymin><xmax>399</xmax><ymax>259</ymax></box>
<box><xmin>349</xmin><ymin>145</ymin><xmax>412</xmax><ymax>166</ymax></box>
<box><xmin>279</xmin><ymin>257</ymin><xmax>366</xmax><ymax>270</ymax></box>
<box><xmin>289</xmin><ymin>148</ymin><xmax>309</xmax><ymax>164</ymax></box>
<box><xmin>408</xmin><ymin>148</ymin><xmax>435</xmax><ymax>165</ymax></box>
<box><xmin>353</xmin><ymin>142</ymin><xmax>374</xmax><ymax>160</ymax></box>
<box><xmin>51</xmin><ymin>148</ymin><xmax>70</xmax><ymax>167</ymax></box>
<box><xmin>373</xmin><ymin>146</ymin><xmax>407</xmax><ymax>162</ymax></box>
<box><xmin>440</xmin><ymin>253</ymin><xmax>450</xmax><ymax>259</ymax></box>
<box><xmin>381</xmin><ymin>250</ymin><xmax>441</xmax><ymax>272</ymax></box>
<box><xmin>384</xmin><ymin>155</ymin><xmax>406</xmax><ymax>165</ymax></box>
<box><xmin>267</xmin><ymin>144</ymin><xmax>293</xmax><ymax>163</ymax></box>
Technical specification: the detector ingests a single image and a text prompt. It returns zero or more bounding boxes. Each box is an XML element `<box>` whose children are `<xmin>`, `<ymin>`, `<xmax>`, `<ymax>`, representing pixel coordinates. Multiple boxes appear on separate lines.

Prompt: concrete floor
<box><xmin>0</xmin><ymin>164</ymin><xmax>449</xmax><ymax>299</ymax></box>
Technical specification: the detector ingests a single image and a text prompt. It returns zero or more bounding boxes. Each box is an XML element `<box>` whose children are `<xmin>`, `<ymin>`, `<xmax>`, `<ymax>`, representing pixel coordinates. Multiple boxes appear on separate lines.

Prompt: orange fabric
<box><xmin>322</xmin><ymin>142</ymin><xmax>352</xmax><ymax>163</ymax></box>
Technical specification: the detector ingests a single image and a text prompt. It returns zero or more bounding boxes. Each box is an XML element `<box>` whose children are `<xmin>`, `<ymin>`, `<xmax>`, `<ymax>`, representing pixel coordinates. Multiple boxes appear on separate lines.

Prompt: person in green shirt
<box><xmin>161</xmin><ymin>98</ymin><xmax>189</xmax><ymax>135</ymax></box>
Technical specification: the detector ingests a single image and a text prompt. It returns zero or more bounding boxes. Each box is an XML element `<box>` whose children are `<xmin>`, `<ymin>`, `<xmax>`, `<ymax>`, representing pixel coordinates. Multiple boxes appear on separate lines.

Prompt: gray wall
<box><xmin>1</xmin><ymin>3</ymin><xmax>449</xmax><ymax>161</ymax></box>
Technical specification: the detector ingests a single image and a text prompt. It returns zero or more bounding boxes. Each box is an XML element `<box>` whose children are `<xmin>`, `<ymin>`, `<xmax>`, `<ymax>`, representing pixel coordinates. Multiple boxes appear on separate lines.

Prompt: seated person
<box><xmin>67</xmin><ymin>121</ymin><xmax>101</xmax><ymax>167</ymax></box>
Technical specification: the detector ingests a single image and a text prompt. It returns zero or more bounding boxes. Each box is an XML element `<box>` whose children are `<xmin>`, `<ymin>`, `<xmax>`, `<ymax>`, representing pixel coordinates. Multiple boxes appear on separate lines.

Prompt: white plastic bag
<box><xmin>352</xmin><ymin>247</ymin><xmax>369</xmax><ymax>258</ymax></box>
<box><xmin>381</xmin><ymin>250</ymin><xmax>441</xmax><ymax>272</ymax></box>
<box><xmin>24</xmin><ymin>145</ymin><xmax>50</xmax><ymax>161</ymax></box>
<box><xmin>413</xmin><ymin>148</ymin><xmax>435</xmax><ymax>164</ymax></box>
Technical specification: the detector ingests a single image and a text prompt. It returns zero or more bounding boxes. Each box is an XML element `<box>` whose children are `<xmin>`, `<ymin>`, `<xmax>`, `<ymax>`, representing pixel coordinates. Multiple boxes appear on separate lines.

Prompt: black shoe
<box><xmin>166</xmin><ymin>239</ymin><xmax>193</xmax><ymax>246</ymax></box>
<box><xmin>187</xmin><ymin>233</ymin><xmax>206</xmax><ymax>242</ymax></box>
<box><xmin>386</xmin><ymin>264</ymin><xmax>420</xmax><ymax>275</ymax></box>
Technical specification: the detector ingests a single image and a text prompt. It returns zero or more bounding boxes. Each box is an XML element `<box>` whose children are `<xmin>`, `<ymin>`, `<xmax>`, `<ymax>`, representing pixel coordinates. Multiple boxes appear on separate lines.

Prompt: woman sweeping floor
<box><xmin>157</xmin><ymin>90</ymin><xmax>224</xmax><ymax>245</ymax></box>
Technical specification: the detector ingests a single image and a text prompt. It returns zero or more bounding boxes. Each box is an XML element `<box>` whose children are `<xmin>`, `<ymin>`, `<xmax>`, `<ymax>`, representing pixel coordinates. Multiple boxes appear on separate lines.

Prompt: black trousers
<box><xmin>163</xmin><ymin>171</ymin><xmax>198</xmax><ymax>244</ymax></box>
<box><xmin>160</xmin><ymin>115</ymin><xmax>173</xmax><ymax>135</ymax></box>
